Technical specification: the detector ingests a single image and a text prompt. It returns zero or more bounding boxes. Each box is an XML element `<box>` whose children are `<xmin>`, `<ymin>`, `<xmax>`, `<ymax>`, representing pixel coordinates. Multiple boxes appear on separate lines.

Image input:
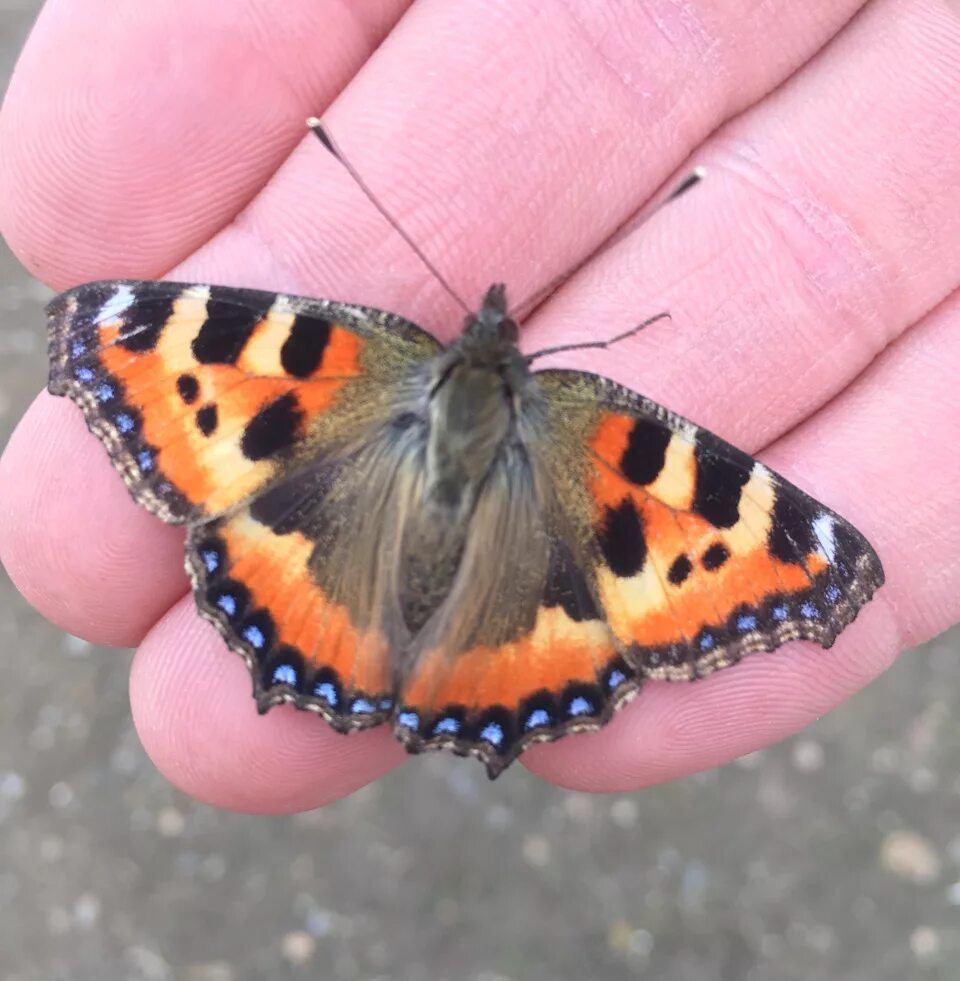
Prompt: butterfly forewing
<box><xmin>47</xmin><ymin>280</ymin><xmax>441</xmax><ymax>523</ymax></box>
<box><xmin>535</xmin><ymin>368</ymin><xmax>884</xmax><ymax>682</ymax></box>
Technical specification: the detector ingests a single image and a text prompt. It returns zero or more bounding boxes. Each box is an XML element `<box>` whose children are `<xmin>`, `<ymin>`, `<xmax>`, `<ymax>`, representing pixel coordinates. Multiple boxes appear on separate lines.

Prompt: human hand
<box><xmin>1</xmin><ymin>0</ymin><xmax>958</xmax><ymax>812</ymax></box>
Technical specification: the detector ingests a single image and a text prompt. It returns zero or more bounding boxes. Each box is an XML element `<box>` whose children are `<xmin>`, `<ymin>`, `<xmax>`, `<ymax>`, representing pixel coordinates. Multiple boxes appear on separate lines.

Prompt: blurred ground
<box><xmin>1</xmin><ymin>6</ymin><xmax>959</xmax><ymax>981</ymax></box>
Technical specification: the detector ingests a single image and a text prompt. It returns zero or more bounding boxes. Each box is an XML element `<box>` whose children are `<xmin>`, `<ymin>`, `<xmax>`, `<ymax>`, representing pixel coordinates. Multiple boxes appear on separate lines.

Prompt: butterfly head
<box><xmin>462</xmin><ymin>284</ymin><xmax>520</xmax><ymax>348</ymax></box>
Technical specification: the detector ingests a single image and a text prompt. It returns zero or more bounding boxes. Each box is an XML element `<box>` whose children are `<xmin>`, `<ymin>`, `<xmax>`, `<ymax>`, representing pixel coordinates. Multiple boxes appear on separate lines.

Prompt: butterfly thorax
<box><xmin>397</xmin><ymin>285</ymin><xmax>538</xmax><ymax>637</ymax></box>
<box><xmin>425</xmin><ymin>290</ymin><xmax>527</xmax><ymax>501</ymax></box>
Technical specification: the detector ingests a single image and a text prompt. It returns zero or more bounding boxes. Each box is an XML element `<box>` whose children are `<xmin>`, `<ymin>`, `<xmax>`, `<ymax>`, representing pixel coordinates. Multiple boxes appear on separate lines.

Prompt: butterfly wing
<box><xmin>186</xmin><ymin>478</ymin><xmax>397</xmax><ymax>730</ymax></box>
<box><xmin>48</xmin><ymin>279</ymin><xmax>442</xmax><ymax>729</ymax></box>
<box><xmin>392</xmin><ymin>421</ymin><xmax>643</xmax><ymax>778</ymax></box>
<box><xmin>47</xmin><ymin>280</ymin><xmax>441</xmax><ymax>522</ymax></box>
<box><xmin>391</xmin><ymin>364</ymin><xmax>883</xmax><ymax>779</ymax></box>
<box><xmin>393</xmin><ymin>536</ymin><xmax>641</xmax><ymax>778</ymax></box>
<box><xmin>535</xmin><ymin>368</ymin><xmax>884</xmax><ymax>680</ymax></box>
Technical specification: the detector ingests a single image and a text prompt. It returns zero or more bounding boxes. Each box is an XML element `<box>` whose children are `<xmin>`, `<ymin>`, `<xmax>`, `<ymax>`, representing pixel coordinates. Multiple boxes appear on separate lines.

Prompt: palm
<box><xmin>1</xmin><ymin>0</ymin><xmax>958</xmax><ymax>812</ymax></box>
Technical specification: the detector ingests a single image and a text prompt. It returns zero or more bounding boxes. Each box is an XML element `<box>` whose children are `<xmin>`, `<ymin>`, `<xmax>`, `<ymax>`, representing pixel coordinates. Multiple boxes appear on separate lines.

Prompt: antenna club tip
<box><xmin>306</xmin><ymin>118</ymin><xmax>336</xmax><ymax>155</ymax></box>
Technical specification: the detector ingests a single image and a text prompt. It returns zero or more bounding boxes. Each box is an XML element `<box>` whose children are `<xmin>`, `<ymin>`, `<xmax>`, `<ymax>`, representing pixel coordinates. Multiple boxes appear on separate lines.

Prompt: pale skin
<box><xmin>1</xmin><ymin>0</ymin><xmax>959</xmax><ymax>812</ymax></box>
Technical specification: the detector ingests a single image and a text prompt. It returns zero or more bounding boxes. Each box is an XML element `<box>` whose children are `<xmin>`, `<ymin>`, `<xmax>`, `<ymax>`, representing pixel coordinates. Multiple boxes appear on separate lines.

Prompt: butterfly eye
<box><xmin>498</xmin><ymin>317</ymin><xmax>519</xmax><ymax>344</ymax></box>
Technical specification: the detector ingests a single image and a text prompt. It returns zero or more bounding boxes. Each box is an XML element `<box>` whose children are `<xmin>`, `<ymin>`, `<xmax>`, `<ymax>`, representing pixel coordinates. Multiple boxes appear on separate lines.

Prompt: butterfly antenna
<box><xmin>526</xmin><ymin>311</ymin><xmax>671</xmax><ymax>363</ymax></box>
<box><xmin>662</xmin><ymin>166</ymin><xmax>706</xmax><ymax>205</ymax></box>
<box><xmin>307</xmin><ymin>118</ymin><xmax>471</xmax><ymax>316</ymax></box>
<box><xmin>510</xmin><ymin>166</ymin><xmax>707</xmax><ymax>322</ymax></box>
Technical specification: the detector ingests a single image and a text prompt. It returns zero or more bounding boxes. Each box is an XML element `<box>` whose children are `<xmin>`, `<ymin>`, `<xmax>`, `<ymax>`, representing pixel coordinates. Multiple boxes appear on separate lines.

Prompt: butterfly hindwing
<box><xmin>536</xmin><ymin>368</ymin><xmax>885</xmax><ymax>681</ymax></box>
<box><xmin>186</xmin><ymin>500</ymin><xmax>395</xmax><ymax>730</ymax></box>
<box><xmin>393</xmin><ymin>538</ymin><xmax>642</xmax><ymax>778</ymax></box>
<box><xmin>47</xmin><ymin>280</ymin><xmax>441</xmax><ymax>523</ymax></box>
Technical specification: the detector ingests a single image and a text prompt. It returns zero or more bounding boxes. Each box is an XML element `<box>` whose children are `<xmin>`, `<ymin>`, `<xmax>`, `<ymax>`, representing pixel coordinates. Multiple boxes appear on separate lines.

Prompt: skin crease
<box><xmin>1</xmin><ymin>0</ymin><xmax>959</xmax><ymax>813</ymax></box>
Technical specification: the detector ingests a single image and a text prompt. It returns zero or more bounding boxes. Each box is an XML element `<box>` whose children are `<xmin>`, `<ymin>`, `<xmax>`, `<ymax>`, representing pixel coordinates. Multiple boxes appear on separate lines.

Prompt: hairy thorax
<box><xmin>400</xmin><ymin>340</ymin><xmax>532</xmax><ymax>634</ymax></box>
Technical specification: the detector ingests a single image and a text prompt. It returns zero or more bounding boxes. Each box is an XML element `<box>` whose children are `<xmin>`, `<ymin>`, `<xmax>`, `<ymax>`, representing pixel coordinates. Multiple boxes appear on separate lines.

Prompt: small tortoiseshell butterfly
<box><xmin>45</xmin><ymin>124</ymin><xmax>883</xmax><ymax>777</ymax></box>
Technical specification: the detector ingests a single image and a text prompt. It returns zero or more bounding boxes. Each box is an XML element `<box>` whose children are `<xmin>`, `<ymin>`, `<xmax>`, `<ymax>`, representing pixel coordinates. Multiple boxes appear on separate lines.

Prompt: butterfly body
<box><xmin>46</xmin><ymin>278</ymin><xmax>884</xmax><ymax>777</ymax></box>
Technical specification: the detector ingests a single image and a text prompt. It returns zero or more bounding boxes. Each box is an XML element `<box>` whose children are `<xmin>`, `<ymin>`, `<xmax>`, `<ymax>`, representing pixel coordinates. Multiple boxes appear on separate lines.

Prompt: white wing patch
<box><xmin>812</xmin><ymin>512</ymin><xmax>837</xmax><ymax>563</ymax></box>
<box><xmin>96</xmin><ymin>284</ymin><xmax>137</xmax><ymax>325</ymax></box>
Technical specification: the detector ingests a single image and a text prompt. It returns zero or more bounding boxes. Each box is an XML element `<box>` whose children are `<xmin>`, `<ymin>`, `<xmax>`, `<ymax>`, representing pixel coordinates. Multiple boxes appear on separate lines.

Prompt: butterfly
<box><xmin>44</xmin><ymin>129</ymin><xmax>884</xmax><ymax>779</ymax></box>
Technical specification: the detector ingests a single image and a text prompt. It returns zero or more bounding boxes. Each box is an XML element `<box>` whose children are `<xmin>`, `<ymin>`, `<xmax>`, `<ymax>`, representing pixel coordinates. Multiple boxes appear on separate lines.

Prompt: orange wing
<box><xmin>187</xmin><ymin>504</ymin><xmax>394</xmax><ymax>729</ymax></box>
<box><xmin>48</xmin><ymin>279</ymin><xmax>442</xmax><ymax>735</ymax></box>
<box><xmin>537</xmin><ymin>369</ymin><xmax>884</xmax><ymax>681</ymax></box>
<box><xmin>394</xmin><ymin>541</ymin><xmax>641</xmax><ymax>778</ymax></box>
<box><xmin>47</xmin><ymin>280</ymin><xmax>440</xmax><ymax>523</ymax></box>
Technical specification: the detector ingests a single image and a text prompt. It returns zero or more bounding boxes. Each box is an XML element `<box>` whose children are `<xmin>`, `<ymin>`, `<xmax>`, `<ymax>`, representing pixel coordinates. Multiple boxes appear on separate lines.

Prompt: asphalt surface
<box><xmin>1</xmin><ymin>6</ymin><xmax>959</xmax><ymax>980</ymax></box>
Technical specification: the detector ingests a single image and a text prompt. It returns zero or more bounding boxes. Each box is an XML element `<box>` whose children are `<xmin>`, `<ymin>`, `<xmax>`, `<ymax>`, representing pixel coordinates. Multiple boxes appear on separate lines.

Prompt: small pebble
<box><xmin>792</xmin><ymin>739</ymin><xmax>824</xmax><ymax>773</ymax></box>
<box><xmin>74</xmin><ymin>893</ymin><xmax>100</xmax><ymax>929</ymax></box>
<box><xmin>156</xmin><ymin>806</ymin><xmax>186</xmax><ymax>838</ymax></box>
<box><xmin>607</xmin><ymin>918</ymin><xmax>633</xmax><ymax>953</ymax></box>
<box><xmin>870</xmin><ymin>746</ymin><xmax>899</xmax><ymax>773</ymax></box>
<box><xmin>199</xmin><ymin>853</ymin><xmax>227</xmax><ymax>882</ymax></box>
<box><xmin>305</xmin><ymin>907</ymin><xmax>336</xmax><ymax>938</ymax></box>
<box><xmin>110</xmin><ymin>744</ymin><xmax>141</xmax><ymax>776</ymax></box>
<box><xmin>281</xmin><ymin>930</ymin><xmax>316</xmax><ymax>965</ymax></box>
<box><xmin>563</xmin><ymin>793</ymin><xmax>595</xmax><ymax>823</ymax></box>
<box><xmin>610</xmin><ymin>798</ymin><xmax>639</xmax><ymax>829</ymax></box>
<box><xmin>522</xmin><ymin>834</ymin><xmax>551</xmax><ymax>868</ymax></box>
<box><xmin>125</xmin><ymin>945</ymin><xmax>171</xmax><ymax>981</ymax></box>
<box><xmin>47</xmin><ymin>782</ymin><xmax>74</xmax><ymax>809</ymax></box>
<box><xmin>909</xmin><ymin>768</ymin><xmax>938</xmax><ymax>794</ymax></box>
<box><xmin>910</xmin><ymin>926</ymin><xmax>940</xmax><ymax>964</ymax></box>
<box><xmin>628</xmin><ymin>928</ymin><xmax>654</xmax><ymax>959</ymax></box>
<box><xmin>62</xmin><ymin>634</ymin><xmax>91</xmax><ymax>656</ymax></box>
<box><xmin>880</xmin><ymin>830</ymin><xmax>941</xmax><ymax>885</ymax></box>
<box><xmin>0</xmin><ymin>771</ymin><xmax>26</xmax><ymax>801</ymax></box>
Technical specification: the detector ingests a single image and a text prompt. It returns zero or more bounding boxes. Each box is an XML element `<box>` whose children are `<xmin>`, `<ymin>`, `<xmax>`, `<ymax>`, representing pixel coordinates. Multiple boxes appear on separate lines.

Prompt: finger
<box><xmin>0</xmin><ymin>0</ymin><xmax>411</xmax><ymax>287</ymax></box>
<box><xmin>525</xmin><ymin>286</ymin><xmax>960</xmax><ymax>790</ymax></box>
<box><xmin>0</xmin><ymin>393</ymin><xmax>186</xmax><ymax>646</ymax></box>
<box><xmin>191</xmin><ymin>0</ymin><xmax>869</xmax><ymax>331</ymax></box>
<box><xmin>2</xmin><ymin>0</ymin><xmax>866</xmax><ymax>645</ymax></box>
<box><xmin>526</xmin><ymin>0</ymin><xmax>960</xmax><ymax>451</ymax></box>
<box><xmin>129</xmin><ymin>600</ymin><xmax>406</xmax><ymax>813</ymax></box>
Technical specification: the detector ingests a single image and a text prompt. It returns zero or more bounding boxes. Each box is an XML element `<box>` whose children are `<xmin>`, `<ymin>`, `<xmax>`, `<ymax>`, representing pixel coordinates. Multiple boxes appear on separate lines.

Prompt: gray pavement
<box><xmin>1</xmin><ymin>6</ymin><xmax>958</xmax><ymax>980</ymax></box>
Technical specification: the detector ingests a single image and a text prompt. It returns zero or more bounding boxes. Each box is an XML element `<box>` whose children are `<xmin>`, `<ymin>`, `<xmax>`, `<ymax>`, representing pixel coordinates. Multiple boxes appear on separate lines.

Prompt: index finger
<box><xmin>0</xmin><ymin>0</ymin><xmax>411</xmax><ymax>287</ymax></box>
